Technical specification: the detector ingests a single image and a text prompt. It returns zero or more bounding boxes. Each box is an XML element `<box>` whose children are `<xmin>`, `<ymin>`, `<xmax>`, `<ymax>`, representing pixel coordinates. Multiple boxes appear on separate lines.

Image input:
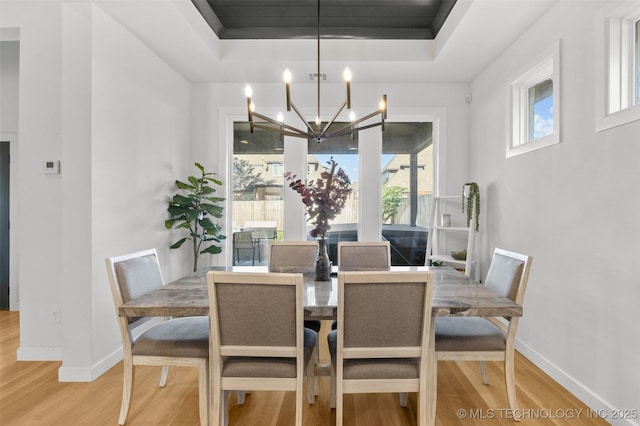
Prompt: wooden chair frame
<box><xmin>105</xmin><ymin>249</ymin><xmax>208</xmax><ymax>426</ymax></box>
<box><xmin>333</xmin><ymin>270</ymin><xmax>434</xmax><ymax>426</ymax></box>
<box><xmin>435</xmin><ymin>248</ymin><xmax>533</xmax><ymax>413</ymax></box>
<box><xmin>207</xmin><ymin>271</ymin><xmax>308</xmax><ymax>426</ymax></box>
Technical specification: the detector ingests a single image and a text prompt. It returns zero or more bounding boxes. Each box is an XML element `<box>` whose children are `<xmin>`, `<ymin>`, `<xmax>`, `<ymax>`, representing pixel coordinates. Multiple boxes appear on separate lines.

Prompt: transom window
<box><xmin>596</xmin><ymin>2</ymin><xmax>640</xmax><ymax>131</ymax></box>
<box><xmin>507</xmin><ymin>41</ymin><xmax>560</xmax><ymax>158</ymax></box>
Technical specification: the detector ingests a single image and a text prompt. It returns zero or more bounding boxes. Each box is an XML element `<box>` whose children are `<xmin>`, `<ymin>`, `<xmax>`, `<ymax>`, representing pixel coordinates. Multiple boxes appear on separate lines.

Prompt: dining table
<box><xmin>119</xmin><ymin>265</ymin><xmax>523</xmax><ymax>426</ymax></box>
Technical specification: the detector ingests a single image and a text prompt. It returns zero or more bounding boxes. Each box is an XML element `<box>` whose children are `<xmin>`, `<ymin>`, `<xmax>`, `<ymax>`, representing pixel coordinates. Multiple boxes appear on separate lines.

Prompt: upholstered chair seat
<box><xmin>131</xmin><ymin>316</ymin><xmax>209</xmax><ymax>358</ymax></box>
<box><xmin>435</xmin><ymin>317</ymin><xmax>506</xmax><ymax>352</ymax></box>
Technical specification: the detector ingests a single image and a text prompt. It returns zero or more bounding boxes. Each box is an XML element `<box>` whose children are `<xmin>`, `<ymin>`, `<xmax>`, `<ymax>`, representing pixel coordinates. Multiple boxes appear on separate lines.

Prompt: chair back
<box><xmin>485</xmin><ymin>248</ymin><xmax>533</xmax><ymax>305</ymax></box>
<box><xmin>209</xmin><ymin>271</ymin><xmax>302</xmax><ymax>350</ymax></box>
<box><xmin>105</xmin><ymin>249</ymin><xmax>164</xmax><ymax>351</ymax></box>
<box><xmin>338</xmin><ymin>270</ymin><xmax>433</xmax><ymax>358</ymax></box>
<box><xmin>234</xmin><ymin>231</ymin><xmax>255</xmax><ymax>249</ymax></box>
<box><xmin>268</xmin><ymin>240</ymin><xmax>318</xmax><ymax>273</ymax></box>
<box><xmin>106</xmin><ymin>248</ymin><xmax>163</xmax><ymax>320</ymax></box>
<box><xmin>337</xmin><ymin>241</ymin><xmax>391</xmax><ymax>270</ymax></box>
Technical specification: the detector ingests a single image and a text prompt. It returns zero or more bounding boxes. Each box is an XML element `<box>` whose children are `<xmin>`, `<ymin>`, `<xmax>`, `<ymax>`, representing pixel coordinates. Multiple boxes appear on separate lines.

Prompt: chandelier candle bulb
<box><xmin>283</xmin><ymin>68</ymin><xmax>292</xmax><ymax>111</ymax></box>
<box><xmin>344</xmin><ymin>67</ymin><xmax>352</xmax><ymax>108</ymax></box>
<box><xmin>245</xmin><ymin>85</ymin><xmax>253</xmax><ymax>122</ymax></box>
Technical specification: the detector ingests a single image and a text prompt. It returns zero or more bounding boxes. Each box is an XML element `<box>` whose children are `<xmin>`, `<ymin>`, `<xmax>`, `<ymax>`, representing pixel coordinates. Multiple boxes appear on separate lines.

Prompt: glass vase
<box><xmin>315</xmin><ymin>237</ymin><xmax>332</xmax><ymax>281</ymax></box>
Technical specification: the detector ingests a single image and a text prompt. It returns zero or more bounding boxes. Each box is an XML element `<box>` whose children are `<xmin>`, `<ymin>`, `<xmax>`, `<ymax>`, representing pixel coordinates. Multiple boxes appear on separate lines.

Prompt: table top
<box><xmin>119</xmin><ymin>266</ymin><xmax>523</xmax><ymax>320</ymax></box>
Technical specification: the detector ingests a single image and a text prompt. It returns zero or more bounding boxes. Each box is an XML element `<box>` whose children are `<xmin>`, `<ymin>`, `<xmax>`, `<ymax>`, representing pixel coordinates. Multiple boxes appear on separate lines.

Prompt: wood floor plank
<box><xmin>0</xmin><ymin>312</ymin><xmax>607</xmax><ymax>425</ymax></box>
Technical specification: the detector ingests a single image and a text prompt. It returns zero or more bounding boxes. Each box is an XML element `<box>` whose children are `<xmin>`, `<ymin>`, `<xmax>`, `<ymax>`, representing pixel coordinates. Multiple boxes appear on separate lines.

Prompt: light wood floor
<box><xmin>0</xmin><ymin>311</ymin><xmax>606</xmax><ymax>425</ymax></box>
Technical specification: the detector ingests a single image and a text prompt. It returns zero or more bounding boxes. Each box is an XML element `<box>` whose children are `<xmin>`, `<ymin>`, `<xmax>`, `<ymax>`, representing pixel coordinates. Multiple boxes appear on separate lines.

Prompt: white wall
<box><xmin>2</xmin><ymin>1</ymin><xmax>64</xmax><ymax>360</ymax></box>
<box><xmin>2</xmin><ymin>2</ymin><xmax>195</xmax><ymax>379</ymax></box>
<box><xmin>469</xmin><ymin>2</ymin><xmax>640</xmax><ymax>423</ymax></box>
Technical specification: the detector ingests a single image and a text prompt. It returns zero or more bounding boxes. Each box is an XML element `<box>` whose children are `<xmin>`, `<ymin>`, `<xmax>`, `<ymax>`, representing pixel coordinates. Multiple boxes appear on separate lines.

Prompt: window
<box><xmin>508</xmin><ymin>41</ymin><xmax>560</xmax><ymax>158</ymax></box>
<box><xmin>381</xmin><ymin>122</ymin><xmax>432</xmax><ymax>265</ymax></box>
<box><xmin>596</xmin><ymin>2</ymin><xmax>640</xmax><ymax>131</ymax></box>
<box><xmin>232</xmin><ymin>123</ymin><xmax>284</xmax><ymax>264</ymax></box>
<box><xmin>636</xmin><ymin>19</ymin><xmax>640</xmax><ymax>104</ymax></box>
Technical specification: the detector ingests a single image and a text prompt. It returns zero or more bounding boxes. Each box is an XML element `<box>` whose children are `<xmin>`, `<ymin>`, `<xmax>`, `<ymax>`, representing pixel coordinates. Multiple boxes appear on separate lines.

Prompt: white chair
<box><xmin>328</xmin><ymin>270</ymin><xmax>434</xmax><ymax>426</ymax></box>
<box><xmin>435</xmin><ymin>248</ymin><xmax>533</xmax><ymax>412</ymax></box>
<box><xmin>105</xmin><ymin>249</ymin><xmax>208</xmax><ymax>426</ymax></box>
<box><xmin>207</xmin><ymin>271</ymin><xmax>318</xmax><ymax>425</ymax></box>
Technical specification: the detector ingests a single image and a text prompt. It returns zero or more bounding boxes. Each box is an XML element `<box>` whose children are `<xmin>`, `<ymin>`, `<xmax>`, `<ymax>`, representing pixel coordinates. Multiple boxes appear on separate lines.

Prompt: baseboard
<box><xmin>516</xmin><ymin>338</ymin><xmax>639</xmax><ymax>426</ymax></box>
<box><xmin>17</xmin><ymin>346</ymin><xmax>63</xmax><ymax>361</ymax></box>
<box><xmin>58</xmin><ymin>347</ymin><xmax>123</xmax><ymax>382</ymax></box>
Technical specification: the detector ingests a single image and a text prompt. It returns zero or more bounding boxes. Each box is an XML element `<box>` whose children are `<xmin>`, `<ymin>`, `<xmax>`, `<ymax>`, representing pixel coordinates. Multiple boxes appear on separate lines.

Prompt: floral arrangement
<box><xmin>285</xmin><ymin>158</ymin><xmax>352</xmax><ymax>238</ymax></box>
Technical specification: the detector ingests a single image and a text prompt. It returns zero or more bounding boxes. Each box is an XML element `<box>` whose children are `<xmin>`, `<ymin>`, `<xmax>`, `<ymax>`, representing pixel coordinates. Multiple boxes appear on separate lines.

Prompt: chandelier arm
<box><xmin>350</xmin><ymin>109</ymin><xmax>384</xmax><ymax>127</ymax></box>
<box><xmin>321</xmin><ymin>100</ymin><xmax>348</xmax><ymax>135</ymax></box>
<box><xmin>251</xmin><ymin>123</ymin><xmax>310</xmax><ymax>139</ymax></box>
<box><xmin>325</xmin><ymin>120</ymin><xmax>384</xmax><ymax>139</ymax></box>
<box><xmin>289</xmin><ymin>102</ymin><xmax>319</xmax><ymax>135</ymax></box>
<box><xmin>251</xmin><ymin>111</ymin><xmax>310</xmax><ymax>137</ymax></box>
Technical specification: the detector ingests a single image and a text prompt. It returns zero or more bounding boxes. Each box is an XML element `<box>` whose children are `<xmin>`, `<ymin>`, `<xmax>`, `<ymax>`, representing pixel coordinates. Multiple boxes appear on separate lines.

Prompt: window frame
<box><xmin>507</xmin><ymin>40</ymin><xmax>561</xmax><ymax>158</ymax></box>
<box><xmin>595</xmin><ymin>1</ymin><xmax>640</xmax><ymax>132</ymax></box>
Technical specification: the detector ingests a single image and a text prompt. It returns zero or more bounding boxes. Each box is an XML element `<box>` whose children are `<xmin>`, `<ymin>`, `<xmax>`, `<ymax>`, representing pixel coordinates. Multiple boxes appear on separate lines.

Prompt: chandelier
<box><xmin>244</xmin><ymin>0</ymin><xmax>387</xmax><ymax>143</ymax></box>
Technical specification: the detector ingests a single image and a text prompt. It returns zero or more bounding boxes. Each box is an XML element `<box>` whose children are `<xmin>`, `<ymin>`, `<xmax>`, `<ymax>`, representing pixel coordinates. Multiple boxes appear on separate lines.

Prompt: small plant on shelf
<box><xmin>462</xmin><ymin>182</ymin><xmax>480</xmax><ymax>231</ymax></box>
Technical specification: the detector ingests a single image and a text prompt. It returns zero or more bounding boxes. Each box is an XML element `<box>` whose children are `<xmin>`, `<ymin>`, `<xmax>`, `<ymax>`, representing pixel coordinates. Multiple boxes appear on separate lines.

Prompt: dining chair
<box><xmin>435</xmin><ymin>248</ymin><xmax>533</xmax><ymax>412</ymax></box>
<box><xmin>233</xmin><ymin>231</ymin><xmax>259</xmax><ymax>265</ymax></box>
<box><xmin>268</xmin><ymin>240</ymin><xmax>322</xmax><ymax>334</ymax></box>
<box><xmin>105</xmin><ymin>249</ymin><xmax>209</xmax><ymax>426</ymax></box>
<box><xmin>337</xmin><ymin>241</ymin><xmax>391</xmax><ymax>270</ymax></box>
<box><xmin>268</xmin><ymin>240</ymin><xmax>322</xmax><ymax>403</ymax></box>
<box><xmin>268</xmin><ymin>240</ymin><xmax>318</xmax><ymax>273</ymax></box>
<box><xmin>328</xmin><ymin>270</ymin><xmax>434</xmax><ymax>426</ymax></box>
<box><xmin>207</xmin><ymin>271</ymin><xmax>317</xmax><ymax>425</ymax></box>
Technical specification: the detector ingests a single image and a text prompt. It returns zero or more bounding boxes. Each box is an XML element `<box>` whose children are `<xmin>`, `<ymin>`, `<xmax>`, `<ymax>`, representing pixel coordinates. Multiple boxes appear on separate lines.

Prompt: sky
<box><xmin>315</xmin><ymin>154</ymin><xmax>394</xmax><ymax>183</ymax></box>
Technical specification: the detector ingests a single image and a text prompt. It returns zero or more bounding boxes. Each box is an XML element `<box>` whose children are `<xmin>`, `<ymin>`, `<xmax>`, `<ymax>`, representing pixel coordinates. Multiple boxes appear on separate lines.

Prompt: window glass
<box><xmin>308</xmin><ymin>127</ymin><xmax>359</xmax><ymax>264</ymax></box>
<box><xmin>528</xmin><ymin>79</ymin><xmax>553</xmax><ymax>141</ymax></box>
<box><xmin>381</xmin><ymin>123</ymin><xmax>432</xmax><ymax>265</ymax></box>
<box><xmin>636</xmin><ymin>20</ymin><xmax>640</xmax><ymax>104</ymax></box>
<box><xmin>232</xmin><ymin>123</ymin><xmax>283</xmax><ymax>265</ymax></box>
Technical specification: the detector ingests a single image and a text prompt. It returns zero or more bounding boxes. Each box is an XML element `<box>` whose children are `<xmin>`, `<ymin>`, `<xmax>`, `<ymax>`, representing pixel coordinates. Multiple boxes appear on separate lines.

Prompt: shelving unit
<box><xmin>426</xmin><ymin>194</ymin><xmax>478</xmax><ymax>280</ymax></box>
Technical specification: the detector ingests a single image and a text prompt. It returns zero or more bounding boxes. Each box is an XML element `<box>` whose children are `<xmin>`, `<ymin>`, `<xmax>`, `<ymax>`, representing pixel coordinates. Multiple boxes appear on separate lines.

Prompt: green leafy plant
<box><xmin>165</xmin><ymin>163</ymin><xmax>226</xmax><ymax>271</ymax></box>
<box><xmin>285</xmin><ymin>158</ymin><xmax>352</xmax><ymax>238</ymax></box>
<box><xmin>382</xmin><ymin>185</ymin><xmax>406</xmax><ymax>223</ymax></box>
<box><xmin>462</xmin><ymin>182</ymin><xmax>480</xmax><ymax>231</ymax></box>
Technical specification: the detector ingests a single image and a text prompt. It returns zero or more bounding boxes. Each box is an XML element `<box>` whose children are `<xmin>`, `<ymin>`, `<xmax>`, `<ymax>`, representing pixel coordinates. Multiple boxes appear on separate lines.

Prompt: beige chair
<box><xmin>337</xmin><ymin>241</ymin><xmax>391</xmax><ymax>270</ymax></box>
<box><xmin>328</xmin><ymin>270</ymin><xmax>434</xmax><ymax>426</ymax></box>
<box><xmin>105</xmin><ymin>249</ymin><xmax>208</xmax><ymax>426</ymax></box>
<box><xmin>267</xmin><ymin>240</ymin><xmax>321</xmax><ymax>403</ymax></box>
<box><xmin>435</xmin><ymin>248</ymin><xmax>533</xmax><ymax>412</ymax></box>
<box><xmin>268</xmin><ymin>240</ymin><xmax>318</xmax><ymax>273</ymax></box>
<box><xmin>207</xmin><ymin>271</ymin><xmax>318</xmax><ymax>425</ymax></box>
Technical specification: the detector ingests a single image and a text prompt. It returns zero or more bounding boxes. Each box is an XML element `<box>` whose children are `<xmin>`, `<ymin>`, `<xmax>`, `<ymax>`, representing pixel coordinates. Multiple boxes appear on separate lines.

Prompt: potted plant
<box><xmin>285</xmin><ymin>158</ymin><xmax>352</xmax><ymax>280</ymax></box>
<box><xmin>165</xmin><ymin>162</ymin><xmax>226</xmax><ymax>271</ymax></box>
<box><xmin>462</xmin><ymin>182</ymin><xmax>480</xmax><ymax>231</ymax></box>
